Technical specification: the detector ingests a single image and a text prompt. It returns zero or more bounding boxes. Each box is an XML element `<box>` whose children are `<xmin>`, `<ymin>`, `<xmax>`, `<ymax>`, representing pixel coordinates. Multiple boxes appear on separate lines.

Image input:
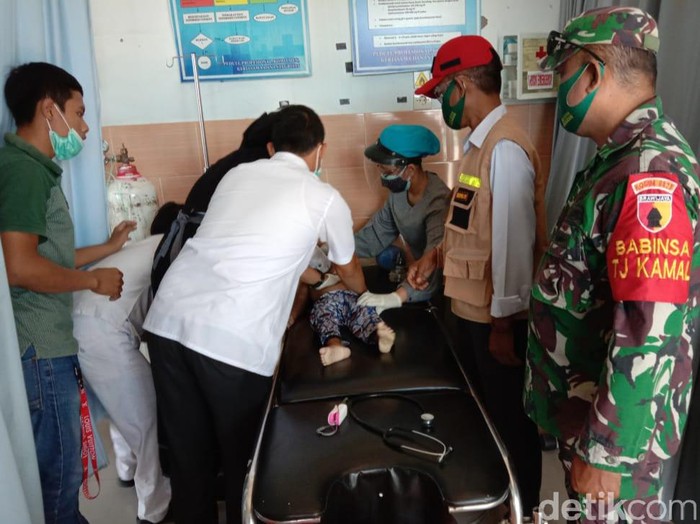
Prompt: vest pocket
<box><xmin>448</xmin><ymin>187</ymin><xmax>477</xmax><ymax>233</ymax></box>
<box><xmin>443</xmin><ymin>250</ymin><xmax>491</xmax><ymax>307</ymax></box>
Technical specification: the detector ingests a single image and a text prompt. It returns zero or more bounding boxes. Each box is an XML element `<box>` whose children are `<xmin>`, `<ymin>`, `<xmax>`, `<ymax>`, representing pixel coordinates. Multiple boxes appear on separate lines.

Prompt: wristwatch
<box><xmin>312</xmin><ymin>275</ymin><xmax>326</xmax><ymax>289</ymax></box>
<box><xmin>312</xmin><ymin>273</ymin><xmax>342</xmax><ymax>290</ymax></box>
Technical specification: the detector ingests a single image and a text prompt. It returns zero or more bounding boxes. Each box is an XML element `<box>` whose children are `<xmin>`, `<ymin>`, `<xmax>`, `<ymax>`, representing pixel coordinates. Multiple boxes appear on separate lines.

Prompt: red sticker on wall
<box><xmin>607</xmin><ymin>173</ymin><xmax>692</xmax><ymax>303</ymax></box>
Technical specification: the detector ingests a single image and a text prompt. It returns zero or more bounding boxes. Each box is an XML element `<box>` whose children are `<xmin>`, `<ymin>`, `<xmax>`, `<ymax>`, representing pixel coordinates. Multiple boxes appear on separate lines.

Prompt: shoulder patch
<box><xmin>607</xmin><ymin>173</ymin><xmax>692</xmax><ymax>303</ymax></box>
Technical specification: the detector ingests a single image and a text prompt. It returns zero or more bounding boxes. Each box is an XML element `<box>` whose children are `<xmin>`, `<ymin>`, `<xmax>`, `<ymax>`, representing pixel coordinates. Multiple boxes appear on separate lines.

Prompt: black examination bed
<box><xmin>243</xmin><ymin>270</ymin><xmax>521</xmax><ymax>523</ymax></box>
<box><xmin>252</xmin><ymin>390</ymin><xmax>508</xmax><ymax>523</ymax></box>
<box><xmin>279</xmin><ymin>306</ymin><xmax>465</xmax><ymax>403</ymax></box>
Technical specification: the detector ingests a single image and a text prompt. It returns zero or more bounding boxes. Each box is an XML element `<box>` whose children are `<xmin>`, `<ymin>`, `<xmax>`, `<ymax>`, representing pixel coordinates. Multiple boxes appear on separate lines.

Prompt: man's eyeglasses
<box><xmin>545</xmin><ymin>30</ymin><xmax>606</xmax><ymax>69</ymax></box>
<box><xmin>435</xmin><ymin>86</ymin><xmax>447</xmax><ymax>104</ymax></box>
<box><xmin>434</xmin><ymin>77</ymin><xmax>460</xmax><ymax>104</ymax></box>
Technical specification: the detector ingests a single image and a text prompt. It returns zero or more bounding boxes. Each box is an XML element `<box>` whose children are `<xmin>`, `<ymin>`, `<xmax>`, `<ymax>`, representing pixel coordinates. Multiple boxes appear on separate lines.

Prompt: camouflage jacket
<box><xmin>525</xmin><ymin>97</ymin><xmax>700</xmax><ymax>498</ymax></box>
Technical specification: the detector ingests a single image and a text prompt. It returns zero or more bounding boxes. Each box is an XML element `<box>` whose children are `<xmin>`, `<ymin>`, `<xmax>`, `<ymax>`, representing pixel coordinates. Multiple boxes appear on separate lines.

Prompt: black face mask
<box><xmin>380</xmin><ymin>166</ymin><xmax>410</xmax><ymax>193</ymax></box>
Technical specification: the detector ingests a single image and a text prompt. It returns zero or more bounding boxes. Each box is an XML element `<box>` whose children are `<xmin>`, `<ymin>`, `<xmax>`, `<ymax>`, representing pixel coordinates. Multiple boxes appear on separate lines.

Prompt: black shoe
<box><xmin>136</xmin><ymin>516</ymin><xmax>168</xmax><ymax>524</ymax></box>
<box><xmin>118</xmin><ymin>478</ymin><xmax>135</xmax><ymax>488</ymax></box>
<box><xmin>136</xmin><ymin>504</ymin><xmax>173</xmax><ymax>524</ymax></box>
<box><xmin>539</xmin><ymin>433</ymin><xmax>558</xmax><ymax>451</ymax></box>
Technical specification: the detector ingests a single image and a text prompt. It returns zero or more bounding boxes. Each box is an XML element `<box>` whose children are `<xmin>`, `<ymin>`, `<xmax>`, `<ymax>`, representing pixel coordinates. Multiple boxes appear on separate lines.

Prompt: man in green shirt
<box><xmin>0</xmin><ymin>62</ymin><xmax>135</xmax><ymax>524</ymax></box>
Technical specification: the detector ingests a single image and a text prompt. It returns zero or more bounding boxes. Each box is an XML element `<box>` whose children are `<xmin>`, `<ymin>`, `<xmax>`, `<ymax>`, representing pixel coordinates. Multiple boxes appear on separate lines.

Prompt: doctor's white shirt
<box><xmin>143</xmin><ymin>152</ymin><xmax>355</xmax><ymax>376</ymax></box>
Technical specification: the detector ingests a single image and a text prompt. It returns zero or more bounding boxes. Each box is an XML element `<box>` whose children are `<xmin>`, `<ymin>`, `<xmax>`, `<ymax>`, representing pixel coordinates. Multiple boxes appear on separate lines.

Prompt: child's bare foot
<box><xmin>376</xmin><ymin>321</ymin><xmax>395</xmax><ymax>353</ymax></box>
<box><xmin>319</xmin><ymin>345</ymin><xmax>351</xmax><ymax>366</ymax></box>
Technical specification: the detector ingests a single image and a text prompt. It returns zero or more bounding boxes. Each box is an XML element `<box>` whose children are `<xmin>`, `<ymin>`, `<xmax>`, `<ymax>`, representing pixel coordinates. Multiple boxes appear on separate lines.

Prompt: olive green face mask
<box><xmin>557</xmin><ymin>61</ymin><xmax>605</xmax><ymax>133</ymax></box>
<box><xmin>441</xmin><ymin>79</ymin><xmax>466</xmax><ymax>130</ymax></box>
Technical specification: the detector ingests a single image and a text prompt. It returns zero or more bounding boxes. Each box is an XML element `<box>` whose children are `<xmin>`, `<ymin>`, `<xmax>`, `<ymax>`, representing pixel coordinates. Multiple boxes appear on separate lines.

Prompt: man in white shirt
<box><xmin>144</xmin><ymin>105</ymin><xmax>366</xmax><ymax>524</ymax></box>
<box><xmin>409</xmin><ymin>35</ymin><xmax>549</xmax><ymax>515</ymax></box>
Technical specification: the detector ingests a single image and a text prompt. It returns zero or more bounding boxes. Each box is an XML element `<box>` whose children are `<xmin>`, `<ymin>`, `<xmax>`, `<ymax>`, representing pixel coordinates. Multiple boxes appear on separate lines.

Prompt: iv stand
<box><xmin>166</xmin><ymin>53</ymin><xmax>211</xmax><ymax>173</ymax></box>
<box><xmin>190</xmin><ymin>53</ymin><xmax>210</xmax><ymax>172</ymax></box>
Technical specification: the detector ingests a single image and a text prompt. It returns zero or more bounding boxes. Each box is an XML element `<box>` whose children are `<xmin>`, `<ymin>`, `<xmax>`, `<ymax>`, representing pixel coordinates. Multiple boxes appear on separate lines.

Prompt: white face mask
<box><xmin>313</xmin><ymin>144</ymin><xmax>323</xmax><ymax>178</ymax></box>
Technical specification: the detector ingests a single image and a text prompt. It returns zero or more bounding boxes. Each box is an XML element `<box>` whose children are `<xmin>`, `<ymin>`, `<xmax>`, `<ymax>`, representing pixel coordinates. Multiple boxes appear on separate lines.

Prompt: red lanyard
<box><xmin>75</xmin><ymin>366</ymin><xmax>100</xmax><ymax>499</ymax></box>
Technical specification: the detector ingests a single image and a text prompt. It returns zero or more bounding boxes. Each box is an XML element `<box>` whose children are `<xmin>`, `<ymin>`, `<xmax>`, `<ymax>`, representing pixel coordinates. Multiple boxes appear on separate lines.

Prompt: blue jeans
<box><xmin>22</xmin><ymin>346</ymin><xmax>89</xmax><ymax>524</ymax></box>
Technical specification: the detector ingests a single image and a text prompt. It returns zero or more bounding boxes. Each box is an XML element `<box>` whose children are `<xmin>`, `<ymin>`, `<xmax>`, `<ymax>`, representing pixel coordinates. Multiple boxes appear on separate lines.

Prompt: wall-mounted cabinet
<box><xmin>501</xmin><ymin>35</ymin><xmax>519</xmax><ymax>101</ymax></box>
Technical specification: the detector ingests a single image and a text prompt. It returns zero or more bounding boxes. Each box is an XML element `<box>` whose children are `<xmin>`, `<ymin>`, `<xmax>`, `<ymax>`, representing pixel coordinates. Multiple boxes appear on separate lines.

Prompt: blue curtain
<box><xmin>0</xmin><ymin>240</ymin><xmax>44</xmax><ymax>524</ymax></box>
<box><xmin>655</xmin><ymin>1</ymin><xmax>700</xmax><ymax>157</ymax></box>
<box><xmin>0</xmin><ymin>0</ymin><xmax>108</xmax><ymax>248</ymax></box>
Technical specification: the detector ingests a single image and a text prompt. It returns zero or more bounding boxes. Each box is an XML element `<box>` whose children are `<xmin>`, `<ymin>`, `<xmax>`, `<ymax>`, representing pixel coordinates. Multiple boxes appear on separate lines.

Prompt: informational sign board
<box><xmin>169</xmin><ymin>0</ymin><xmax>310</xmax><ymax>81</ymax></box>
<box><xmin>349</xmin><ymin>0</ymin><xmax>480</xmax><ymax>75</ymax></box>
<box><xmin>517</xmin><ymin>33</ymin><xmax>558</xmax><ymax>99</ymax></box>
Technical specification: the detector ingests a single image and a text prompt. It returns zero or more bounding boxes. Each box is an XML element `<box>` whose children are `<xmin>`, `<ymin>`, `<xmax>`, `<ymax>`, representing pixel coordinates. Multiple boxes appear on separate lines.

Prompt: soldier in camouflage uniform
<box><xmin>527</xmin><ymin>7</ymin><xmax>700</xmax><ymax>522</ymax></box>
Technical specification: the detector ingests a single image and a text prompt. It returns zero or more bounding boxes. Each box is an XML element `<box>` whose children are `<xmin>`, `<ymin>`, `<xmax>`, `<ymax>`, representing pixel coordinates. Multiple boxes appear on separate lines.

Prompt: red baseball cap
<box><xmin>415</xmin><ymin>35</ymin><xmax>496</xmax><ymax>98</ymax></box>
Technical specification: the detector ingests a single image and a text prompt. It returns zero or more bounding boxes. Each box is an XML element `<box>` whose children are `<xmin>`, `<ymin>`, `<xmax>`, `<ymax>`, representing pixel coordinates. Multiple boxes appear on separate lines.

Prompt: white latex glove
<box><xmin>357</xmin><ymin>291</ymin><xmax>402</xmax><ymax>314</ymax></box>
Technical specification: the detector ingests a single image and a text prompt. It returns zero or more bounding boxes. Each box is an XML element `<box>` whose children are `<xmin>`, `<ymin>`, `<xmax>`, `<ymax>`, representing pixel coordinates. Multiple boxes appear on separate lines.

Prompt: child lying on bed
<box><xmin>298</xmin><ymin>263</ymin><xmax>396</xmax><ymax>367</ymax></box>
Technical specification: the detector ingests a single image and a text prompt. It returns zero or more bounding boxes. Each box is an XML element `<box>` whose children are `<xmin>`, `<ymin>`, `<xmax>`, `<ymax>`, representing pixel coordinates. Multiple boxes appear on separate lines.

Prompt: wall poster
<box><xmin>349</xmin><ymin>0</ymin><xmax>480</xmax><ymax>75</ymax></box>
<box><xmin>169</xmin><ymin>0</ymin><xmax>310</xmax><ymax>81</ymax></box>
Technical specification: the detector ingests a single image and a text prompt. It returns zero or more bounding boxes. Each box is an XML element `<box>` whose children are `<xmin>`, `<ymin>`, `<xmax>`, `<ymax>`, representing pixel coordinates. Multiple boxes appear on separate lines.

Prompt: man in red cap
<box><xmin>409</xmin><ymin>35</ymin><xmax>549</xmax><ymax>517</ymax></box>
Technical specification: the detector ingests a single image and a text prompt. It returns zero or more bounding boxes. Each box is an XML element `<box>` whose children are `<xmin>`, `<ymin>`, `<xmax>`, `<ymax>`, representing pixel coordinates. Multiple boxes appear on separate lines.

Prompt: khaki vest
<box><xmin>443</xmin><ymin>114</ymin><xmax>549</xmax><ymax>322</ymax></box>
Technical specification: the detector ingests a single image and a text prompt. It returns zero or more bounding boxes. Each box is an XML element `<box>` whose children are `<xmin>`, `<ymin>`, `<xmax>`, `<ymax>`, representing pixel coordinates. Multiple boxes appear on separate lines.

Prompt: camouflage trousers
<box><xmin>557</xmin><ymin>439</ymin><xmax>670</xmax><ymax>523</ymax></box>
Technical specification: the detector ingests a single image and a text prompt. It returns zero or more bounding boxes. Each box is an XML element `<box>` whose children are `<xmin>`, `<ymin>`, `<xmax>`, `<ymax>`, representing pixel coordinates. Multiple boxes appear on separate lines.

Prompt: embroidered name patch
<box><xmin>607</xmin><ymin>173</ymin><xmax>692</xmax><ymax>303</ymax></box>
<box><xmin>454</xmin><ymin>187</ymin><xmax>474</xmax><ymax>205</ymax></box>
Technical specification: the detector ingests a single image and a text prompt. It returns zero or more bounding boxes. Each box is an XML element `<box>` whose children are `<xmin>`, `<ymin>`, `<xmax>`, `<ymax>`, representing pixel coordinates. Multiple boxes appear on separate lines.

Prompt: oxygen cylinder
<box><xmin>106</xmin><ymin>145</ymin><xmax>158</xmax><ymax>242</ymax></box>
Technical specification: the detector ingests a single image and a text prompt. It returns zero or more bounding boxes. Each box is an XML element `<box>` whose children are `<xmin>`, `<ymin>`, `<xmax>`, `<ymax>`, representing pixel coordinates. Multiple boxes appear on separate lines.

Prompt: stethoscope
<box><xmin>347</xmin><ymin>393</ymin><xmax>453</xmax><ymax>464</ymax></box>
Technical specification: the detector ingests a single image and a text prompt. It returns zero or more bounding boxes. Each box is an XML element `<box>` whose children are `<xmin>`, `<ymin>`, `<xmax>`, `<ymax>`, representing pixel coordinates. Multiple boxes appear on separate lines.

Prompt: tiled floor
<box><xmin>80</xmin><ymin>421</ymin><xmax>568</xmax><ymax>524</ymax></box>
<box><xmin>540</xmin><ymin>449</ymin><xmax>568</xmax><ymax>524</ymax></box>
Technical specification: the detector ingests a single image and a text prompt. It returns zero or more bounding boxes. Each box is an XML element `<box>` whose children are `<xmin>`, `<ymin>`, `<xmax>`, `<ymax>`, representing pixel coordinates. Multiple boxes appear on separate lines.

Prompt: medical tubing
<box><xmin>348</xmin><ymin>393</ymin><xmax>451</xmax><ymax>463</ymax></box>
<box><xmin>348</xmin><ymin>393</ymin><xmax>426</xmax><ymax>436</ymax></box>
